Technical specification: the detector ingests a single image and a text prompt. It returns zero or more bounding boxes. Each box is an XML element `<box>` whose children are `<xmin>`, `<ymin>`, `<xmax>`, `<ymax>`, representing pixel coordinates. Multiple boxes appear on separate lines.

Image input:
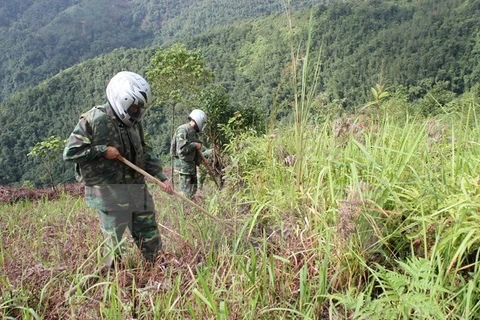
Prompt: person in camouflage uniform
<box><xmin>170</xmin><ymin>109</ymin><xmax>208</xmax><ymax>199</ymax></box>
<box><xmin>63</xmin><ymin>71</ymin><xmax>173</xmax><ymax>269</ymax></box>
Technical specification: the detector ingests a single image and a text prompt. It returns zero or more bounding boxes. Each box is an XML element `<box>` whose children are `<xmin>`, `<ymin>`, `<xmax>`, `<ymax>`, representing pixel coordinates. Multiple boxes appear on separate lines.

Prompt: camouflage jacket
<box><xmin>63</xmin><ymin>103</ymin><xmax>167</xmax><ymax>211</ymax></box>
<box><xmin>170</xmin><ymin>123</ymin><xmax>202</xmax><ymax>175</ymax></box>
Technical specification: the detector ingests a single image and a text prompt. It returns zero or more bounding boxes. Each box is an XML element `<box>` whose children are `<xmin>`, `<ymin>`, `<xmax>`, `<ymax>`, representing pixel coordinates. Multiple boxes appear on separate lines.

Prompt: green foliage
<box><xmin>335</xmin><ymin>258</ymin><xmax>448</xmax><ymax>319</ymax></box>
<box><xmin>27</xmin><ymin>135</ymin><xmax>64</xmax><ymax>162</ymax></box>
<box><xmin>200</xmin><ymin>85</ymin><xmax>266</xmax><ymax>148</ymax></box>
<box><xmin>0</xmin><ymin>0</ymin><xmax>315</xmax><ymax>103</ymax></box>
<box><xmin>147</xmin><ymin>44</ymin><xmax>213</xmax><ymax>107</ymax></box>
<box><xmin>3</xmin><ymin>77</ymin><xmax>480</xmax><ymax>320</ymax></box>
<box><xmin>146</xmin><ymin>43</ymin><xmax>213</xmax><ymax>156</ymax></box>
<box><xmin>284</xmin><ymin>8</ymin><xmax>322</xmax><ymax>187</ymax></box>
<box><xmin>415</xmin><ymin>82</ymin><xmax>458</xmax><ymax>116</ymax></box>
<box><xmin>219</xmin><ymin>95</ymin><xmax>480</xmax><ymax>318</ymax></box>
<box><xmin>27</xmin><ymin>135</ymin><xmax>65</xmax><ymax>190</ymax></box>
<box><xmin>362</xmin><ymin>83</ymin><xmax>391</xmax><ymax>111</ymax></box>
<box><xmin>5</xmin><ymin>2</ymin><xmax>480</xmax><ymax>318</ymax></box>
<box><xmin>0</xmin><ymin>0</ymin><xmax>154</xmax><ymax>101</ymax></box>
<box><xmin>144</xmin><ymin>45</ymin><xmax>265</xmax><ymax>167</ymax></box>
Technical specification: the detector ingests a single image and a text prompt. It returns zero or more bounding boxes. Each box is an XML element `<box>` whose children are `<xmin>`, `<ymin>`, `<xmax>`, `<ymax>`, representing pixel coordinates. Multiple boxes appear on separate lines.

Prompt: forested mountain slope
<box><xmin>1</xmin><ymin>0</ymin><xmax>479</xmax><ymax>186</ymax></box>
<box><xmin>0</xmin><ymin>0</ymin><xmax>152</xmax><ymax>101</ymax></box>
<box><xmin>194</xmin><ymin>0</ymin><xmax>480</xmax><ymax>107</ymax></box>
<box><xmin>0</xmin><ymin>0</ymin><xmax>317</xmax><ymax>102</ymax></box>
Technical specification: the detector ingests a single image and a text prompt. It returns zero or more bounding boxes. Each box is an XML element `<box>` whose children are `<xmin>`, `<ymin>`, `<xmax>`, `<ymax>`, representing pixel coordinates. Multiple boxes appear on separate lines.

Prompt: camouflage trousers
<box><xmin>178</xmin><ymin>174</ymin><xmax>198</xmax><ymax>199</ymax></box>
<box><xmin>97</xmin><ymin>209</ymin><xmax>162</xmax><ymax>267</ymax></box>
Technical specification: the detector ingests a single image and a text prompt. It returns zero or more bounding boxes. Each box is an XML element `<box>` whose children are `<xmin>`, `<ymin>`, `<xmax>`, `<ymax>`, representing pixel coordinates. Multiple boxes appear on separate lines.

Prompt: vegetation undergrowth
<box><xmin>2</xmin><ymin>95</ymin><xmax>480</xmax><ymax>319</ymax></box>
<box><xmin>221</xmin><ymin>93</ymin><xmax>480</xmax><ymax>318</ymax></box>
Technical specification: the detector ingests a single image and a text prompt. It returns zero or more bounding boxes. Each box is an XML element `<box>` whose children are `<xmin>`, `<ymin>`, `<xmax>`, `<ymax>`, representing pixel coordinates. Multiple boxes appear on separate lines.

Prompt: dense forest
<box><xmin>1</xmin><ymin>0</ymin><xmax>480</xmax><ymax>186</ymax></box>
<box><xmin>0</xmin><ymin>0</ymin><xmax>318</xmax><ymax>102</ymax></box>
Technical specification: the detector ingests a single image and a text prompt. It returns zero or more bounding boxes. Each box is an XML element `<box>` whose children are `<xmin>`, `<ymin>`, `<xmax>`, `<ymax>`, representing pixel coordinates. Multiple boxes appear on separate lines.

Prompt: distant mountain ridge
<box><xmin>0</xmin><ymin>0</ymin><xmax>318</xmax><ymax>102</ymax></box>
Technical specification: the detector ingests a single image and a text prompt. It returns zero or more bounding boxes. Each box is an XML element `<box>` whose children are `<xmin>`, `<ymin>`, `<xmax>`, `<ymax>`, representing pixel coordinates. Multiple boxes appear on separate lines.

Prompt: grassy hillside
<box><xmin>2</xmin><ymin>92</ymin><xmax>480</xmax><ymax>318</ymax></box>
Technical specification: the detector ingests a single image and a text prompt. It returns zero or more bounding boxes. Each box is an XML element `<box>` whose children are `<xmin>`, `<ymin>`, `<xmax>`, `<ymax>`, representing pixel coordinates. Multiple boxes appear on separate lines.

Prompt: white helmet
<box><xmin>106</xmin><ymin>71</ymin><xmax>152</xmax><ymax>126</ymax></box>
<box><xmin>189</xmin><ymin>109</ymin><xmax>207</xmax><ymax>132</ymax></box>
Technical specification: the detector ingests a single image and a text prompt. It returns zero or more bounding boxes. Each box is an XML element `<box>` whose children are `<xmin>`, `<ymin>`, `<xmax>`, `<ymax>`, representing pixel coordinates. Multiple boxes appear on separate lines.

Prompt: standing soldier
<box><xmin>63</xmin><ymin>71</ymin><xmax>173</xmax><ymax>270</ymax></box>
<box><xmin>170</xmin><ymin>109</ymin><xmax>208</xmax><ymax>199</ymax></box>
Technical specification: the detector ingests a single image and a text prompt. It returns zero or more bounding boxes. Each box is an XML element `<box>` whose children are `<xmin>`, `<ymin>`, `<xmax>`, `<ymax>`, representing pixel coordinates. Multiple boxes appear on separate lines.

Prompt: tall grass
<box><xmin>281</xmin><ymin>0</ymin><xmax>322</xmax><ymax>188</ymax></box>
<box><xmin>224</xmin><ymin>96</ymin><xmax>480</xmax><ymax>318</ymax></box>
<box><xmin>2</xmin><ymin>103</ymin><xmax>480</xmax><ymax>319</ymax></box>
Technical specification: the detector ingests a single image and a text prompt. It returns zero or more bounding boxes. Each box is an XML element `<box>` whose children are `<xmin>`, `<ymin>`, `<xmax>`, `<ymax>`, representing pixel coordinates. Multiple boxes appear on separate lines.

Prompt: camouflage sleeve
<box><xmin>143</xmin><ymin>143</ymin><xmax>167</xmax><ymax>182</ymax></box>
<box><xmin>63</xmin><ymin>118</ymin><xmax>107</xmax><ymax>164</ymax></box>
<box><xmin>176</xmin><ymin>127</ymin><xmax>197</xmax><ymax>156</ymax></box>
<box><xmin>139</xmin><ymin>123</ymin><xmax>167</xmax><ymax>182</ymax></box>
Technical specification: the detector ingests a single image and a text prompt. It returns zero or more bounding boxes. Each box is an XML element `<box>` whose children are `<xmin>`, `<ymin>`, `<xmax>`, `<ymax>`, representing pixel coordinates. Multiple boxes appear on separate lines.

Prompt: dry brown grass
<box><xmin>0</xmin><ymin>184</ymin><xmax>84</xmax><ymax>204</ymax></box>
